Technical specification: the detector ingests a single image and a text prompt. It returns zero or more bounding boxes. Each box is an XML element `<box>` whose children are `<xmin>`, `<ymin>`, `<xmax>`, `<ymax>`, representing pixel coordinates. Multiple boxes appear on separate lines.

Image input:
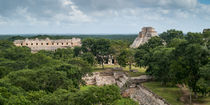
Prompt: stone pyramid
<box><xmin>130</xmin><ymin>27</ymin><xmax>158</xmax><ymax>48</ymax></box>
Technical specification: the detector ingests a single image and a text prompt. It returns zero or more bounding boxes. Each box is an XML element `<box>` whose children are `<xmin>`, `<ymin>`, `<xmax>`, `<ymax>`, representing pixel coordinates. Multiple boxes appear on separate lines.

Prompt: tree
<box><xmin>81</xmin><ymin>38</ymin><xmax>96</xmax><ymax>53</ymax></box>
<box><xmin>27</xmin><ymin>53</ymin><xmax>57</xmax><ymax>69</ymax></box>
<box><xmin>117</xmin><ymin>49</ymin><xmax>135</xmax><ymax>71</ymax></box>
<box><xmin>202</xmin><ymin>31</ymin><xmax>210</xmax><ymax>49</ymax></box>
<box><xmin>81</xmin><ymin>52</ymin><xmax>96</xmax><ymax>66</ymax></box>
<box><xmin>6</xmin><ymin>94</ymin><xmax>31</xmax><ymax>105</ymax></box>
<box><xmin>0</xmin><ymin>58</ymin><xmax>18</xmax><ymax>78</ymax></box>
<box><xmin>70</xmin><ymin>85</ymin><xmax>121</xmax><ymax>105</ymax></box>
<box><xmin>0</xmin><ymin>38</ymin><xmax>136</xmax><ymax>105</ymax></box>
<box><xmin>68</xmin><ymin>58</ymin><xmax>92</xmax><ymax>75</ymax></box>
<box><xmin>37</xmin><ymin>89</ymin><xmax>68</xmax><ymax>105</ymax></box>
<box><xmin>6</xmin><ymin>69</ymin><xmax>73</xmax><ymax>92</ymax></box>
<box><xmin>185</xmin><ymin>32</ymin><xmax>204</xmax><ymax>44</ymax></box>
<box><xmin>73</xmin><ymin>46</ymin><xmax>82</xmax><ymax>57</ymax></box>
<box><xmin>136</xmin><ymin>37</ymin><xmax>164</xmax><ymax>67</ymax></box>
<box><xmin>159</xmin><ymin>29</ymin><xmax>184</xmax><ymax>44</ymax></box>
<box><xmin>0</xmin><ymin>40</ymin><xmax>14</xmax><ymax>50</ymax></box>
<box><xmin>56</xmin><ymin>63</ymin><xmax>91</xmax><ymax>88</ymax></box>
<box><xmin>0</xmin><ymin>46</ymin><xmax>31</xmax><ymax>71</ymax></box>
<box><xmin>53</xmin><ymin>48</ymin><xmax>73</xmax><ymax>61</ymax></box>
<box><xmin>110</xmin><ymin>40</ymin><xmax>129</xmax><ymax>64</ymax></box>
<box><xmin>81</xmin><ymin>38</ymin><xmax>111</xmax><ymax>69</ymax></box>
<box><xmin>2</xmin><ymin>46</ymin><xmax>31</xmax><ymax>61</ymax></box>
<box><xmin>26</xmin><ymin>90</ymin><xmax>47</xmax><ymax>104</ymax></box>
<box><xmin>117</xmin><ymin>50</ymin><xmax>127</xmax><ymax>67</ymax></box>
<box><xmin>138</xmin><ymin>36</ymin><xmax>164</xmax><ymax>51</ymax></box>
<box><xmin>8</xmin><ymin>36</ymin><xmax>25</xmax><ymax>41</ymax></box>
<box><xmin>168</xmin><ymin>38</ymin><xmax>187</xmax><ymax>48</ymax></box>
<box><xmin>134</xmin><ymin>49</ymin><xmax>148</xmax><ymax>67</ymax></box>
<box><xmin>199</xmin><ymin>61</ymin><xmax>210</xmax><ymax>96</ymax></box>
<box><xmin>37</xmin><ymin>50</ymin><xmax>54</xmax><ymax>57</ymax></box>
<box><xmin>146</xmin><ymin>47</ymin><xmax>174</xmax><ymax>85</ymax></box>
<box><xmin>200</xmin><ymin>61</ymin><xmax>210</xmax><ymax>80</ymax></box>
<box><xmin>94</xmin><ymin>39</ymin><xmax>111</xmax><ymax>69</ymax></box>
<box><xmin>196</xmin><ymin>78</ymin><xmax>208</xmax><ymax>96</ymax></box>
<box><xmin>170</xmin><ymin>43</ymin><xmax>209</xmax><ymax>96</ymax></box>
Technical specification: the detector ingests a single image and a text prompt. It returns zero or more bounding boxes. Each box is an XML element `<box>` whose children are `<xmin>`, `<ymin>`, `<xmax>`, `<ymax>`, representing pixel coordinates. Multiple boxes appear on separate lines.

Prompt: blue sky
<box><xmin>0</xmin><ymin>0</ymin><xmax>210</xmax><ymax>34</ymax></box>
<box><xmin>199</xmin><ymin>0</ymin><xmax>210</xmax><ymax>4</ymax></box>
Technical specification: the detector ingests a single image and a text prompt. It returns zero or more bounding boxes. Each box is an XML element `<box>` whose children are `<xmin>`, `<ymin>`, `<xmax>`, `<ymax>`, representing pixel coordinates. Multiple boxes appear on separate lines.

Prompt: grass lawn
<box><xmin>200</xmin><ymin>96</ymin><xmax>210</xmax><ymax>105</ymax></box>
<box><xmin>193</xmin><ymin>95</ymin><xmax>210</xmax><ymax>105</ymax></box>
<box><xmin>93</xmin><ymin>64</ymin><xmax>146</xmax><ymax>77</ymax></box>
<box><xmin>143</xmin><ymin>82</ymin><xmax>184</xmax><ymax>105</ymax></box>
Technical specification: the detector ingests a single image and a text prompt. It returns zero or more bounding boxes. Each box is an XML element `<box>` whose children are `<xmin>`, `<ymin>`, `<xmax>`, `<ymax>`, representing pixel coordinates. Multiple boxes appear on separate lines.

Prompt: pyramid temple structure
<box><xmin>130</xmin><ymin>27</ymin><xmax>158</xmax><ymax>48</ymax></box>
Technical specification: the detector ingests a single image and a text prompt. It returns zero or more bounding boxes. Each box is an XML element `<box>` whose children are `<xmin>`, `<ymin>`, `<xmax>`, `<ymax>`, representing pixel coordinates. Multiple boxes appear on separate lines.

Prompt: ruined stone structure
<box><xmin>83</xmin><ymin>71</ymin><xmax>129</xmax><ymax>88</ymax></box>
<box><xmin>83</xmin><ymin>71</ymin><xmax>170</xmax><ymax>105</ymax></box>
<box><xmin>130</xmin><ymin>27</ymin><xmax>158</xmax><ymax>48</ymax></box>
<box><xmin>13</xmin><ymin>38</ymin><xmax>81</xmax><ymax>52</ymax></box>
<box><xmin>124</xmin><ymin>85</ymin><xmax>170</xmax><ymax>105</ymax></box>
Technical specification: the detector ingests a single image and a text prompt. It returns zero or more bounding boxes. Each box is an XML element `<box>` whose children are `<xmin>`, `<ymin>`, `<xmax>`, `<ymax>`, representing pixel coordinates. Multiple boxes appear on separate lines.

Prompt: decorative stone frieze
<box><xmin>13</xmin><ymin>37</ymin><xmax>81</xmax><ymax>52</ymax></box>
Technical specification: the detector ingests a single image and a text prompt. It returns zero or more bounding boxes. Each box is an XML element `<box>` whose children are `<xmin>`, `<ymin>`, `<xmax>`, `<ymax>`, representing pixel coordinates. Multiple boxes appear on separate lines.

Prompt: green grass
<box><xmin>201</xmin><ymin>96</ymin><xmax>210</xmax><ymax>105</ymax></box>
<box><xmin>126</xmin><ymin>71</ymin><xmax>146</xmax><ymax>77</ymax></box>
<box><xmin>193</xmin><ymin>96</ymin><xmax>210</xmax><ymax>105</ymax></box>
<box><xmin>80</xmin><ymin>85</ymin><xmax>95</xmax><ymax>91</ymax></box>
<box><xmin>143</xmin><ymin>82</ymin><xmax>184</xmax><ymax>105</ymax></box>
<box><xmin>125</xmin><ymin>67</ymin><xmax>146</xmax><ymax>77</ymax></box>
<box><xmin>93</xmin><ymin>64</ymin><xmax>146</xmax><ymax>77</ymax></box>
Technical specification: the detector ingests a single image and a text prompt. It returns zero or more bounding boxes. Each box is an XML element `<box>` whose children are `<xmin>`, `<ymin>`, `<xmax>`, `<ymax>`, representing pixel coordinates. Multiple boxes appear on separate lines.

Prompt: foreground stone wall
<box><xmin>82</xmin><ymin>71</ymin><xmax>128</xmax><ymax>88</ymax></box>
<box><xmin>83</xmin><ymin>71</ymin><xmax>170</xmax><ymax>105</ymax></box>
<box><xmin>127</xmin><ymin>85</ymin><xmax>170</xmax><ymax>105</ymax></box>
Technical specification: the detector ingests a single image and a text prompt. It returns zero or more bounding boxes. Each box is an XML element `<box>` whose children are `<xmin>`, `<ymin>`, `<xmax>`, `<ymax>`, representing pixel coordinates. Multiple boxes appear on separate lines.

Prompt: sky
<box><xmin>0</xmin><ymin>0</ymin><xmax>209</xmax><ymax>34</ymax></box>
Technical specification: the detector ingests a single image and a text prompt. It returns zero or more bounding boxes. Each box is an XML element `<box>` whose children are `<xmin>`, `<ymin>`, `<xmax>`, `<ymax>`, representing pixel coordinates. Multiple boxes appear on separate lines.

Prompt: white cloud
<box><xmin>2</xmin><ymin>0</ymin><xmax>94</xmax><ymax>26</ymax></box>
<box><xmin>0</xmin><ymin>0</ymin><xmax>209</xmax><ymax>34</ymax></box>
<box><xmin>55</xmin><ymin>0</ymin><xmax>94</xmax><ymax>23</ymax></box>
<box><xmin>62</xmin><ymin>0</ymin><xmax>73</xmax><ymax>6</ymax></box>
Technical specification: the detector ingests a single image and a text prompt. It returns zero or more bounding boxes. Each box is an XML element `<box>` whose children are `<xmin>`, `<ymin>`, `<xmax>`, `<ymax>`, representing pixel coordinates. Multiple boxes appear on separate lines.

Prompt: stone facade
<box><xmin>13</xmin><ymin>37</ymin><xmax>81</xmax><ymax>52</ymax></box>
<box><xmin>130</xmin><ymin>27</ymin><xmax>158</xmax><ymax>48</ymax></box>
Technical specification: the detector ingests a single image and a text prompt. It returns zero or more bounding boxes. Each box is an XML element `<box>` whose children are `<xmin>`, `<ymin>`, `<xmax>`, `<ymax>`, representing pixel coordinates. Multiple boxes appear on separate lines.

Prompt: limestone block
<box><xmin>96</xmin><ymin>76</ymin><xmax>116</xmax><ymax>86</ymax></box>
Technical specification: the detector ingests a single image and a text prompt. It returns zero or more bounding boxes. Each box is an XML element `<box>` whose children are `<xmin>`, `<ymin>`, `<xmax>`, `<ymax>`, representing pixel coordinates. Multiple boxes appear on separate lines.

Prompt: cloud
<box><xmin>0</xmin><ymin>0</ymin><xmax>209</xmax><ymax>34</ymax></box>
<box><xmin>70</xmin><ymin>0</ymin><xmax>208</xmax><ymax>22</ymax></box>
<box><xmin>72</xmin><ymin>0</ymin><xmax>198</xmax><ymax>11</ymax></box>
<box><xmin>0</xmin><ymin>0</ymin><xmax>93</xmax><ymax>24</ymax></box>
<box><xmin>0</xmin><ymin>0</ymin><xmax>208</xmax><ymax>22</ymax></box>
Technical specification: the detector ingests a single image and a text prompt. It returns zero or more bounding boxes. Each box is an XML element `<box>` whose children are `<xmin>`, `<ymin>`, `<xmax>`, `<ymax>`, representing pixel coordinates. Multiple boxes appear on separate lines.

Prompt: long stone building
<box><xmin>14</xmin><ymin>37</ymin><xmax>81</xmax><ymax>52</ymax></box>
<box><xmin>130</xmin><ymin>27</ymin><xmax>158</xmax><ymax>48</ymax></box>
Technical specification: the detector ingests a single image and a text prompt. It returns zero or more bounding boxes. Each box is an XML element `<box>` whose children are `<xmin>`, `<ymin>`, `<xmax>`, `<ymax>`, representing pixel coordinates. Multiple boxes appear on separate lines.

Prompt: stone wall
<box><xmin>82</xmin><ymin>71</ymin><xmax>128</xmax><ymax>88</ymax></box>
<box><xmin>83</xmin><ymin>72</ymin><xmax>170</xmax><ymax>105</ymax></box>
<box><xmin>126</xmin><ymin>85</ymin><xmax>170</xmax><ymax>105</ymax></box>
